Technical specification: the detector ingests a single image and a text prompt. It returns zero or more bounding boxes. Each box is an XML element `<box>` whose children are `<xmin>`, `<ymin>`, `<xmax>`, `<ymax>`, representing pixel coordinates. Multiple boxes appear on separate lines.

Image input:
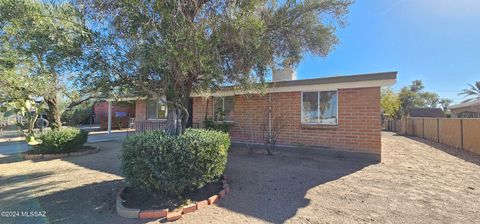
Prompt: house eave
<box><xmin>192</xmin><ymin>71</ymin><xmax>397</xmax><ymax>97</ymax></box>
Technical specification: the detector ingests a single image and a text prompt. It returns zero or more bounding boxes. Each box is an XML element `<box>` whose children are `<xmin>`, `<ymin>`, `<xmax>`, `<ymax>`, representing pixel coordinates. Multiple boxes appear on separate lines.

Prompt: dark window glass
<box><xmin>302</xmin><ymin>91</ymin><xmax>338</xmax><ymax>124</ymax></box>
<box><xmin>147</xmin><ymin>99</ymin><xmax>167</xmax><ymax>119</ymax></box>
<box><xmin>214</xmin><ymin>96</ymin><xmax>235</xmax><ymax>121</ymax></box>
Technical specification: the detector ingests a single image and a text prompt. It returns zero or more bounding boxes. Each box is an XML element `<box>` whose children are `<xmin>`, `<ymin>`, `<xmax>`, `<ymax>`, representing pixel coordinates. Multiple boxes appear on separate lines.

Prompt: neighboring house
<box><xmin>131</xmin><ymin>71</ymin><xmax>397</xmax><ymax>159</ymax></box>
<box><xmin>449</xmin><ymin>100</ymin><xmax>480</xmax><ymax>118</ymax></box>
<box><xmin>406</xmin><ymin>108</ymin><xmax>445</xmax><ymax>118</ymax></box>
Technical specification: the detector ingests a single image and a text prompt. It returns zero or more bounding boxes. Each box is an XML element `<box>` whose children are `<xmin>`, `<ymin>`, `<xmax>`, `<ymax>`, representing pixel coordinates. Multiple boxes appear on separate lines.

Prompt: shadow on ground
<box><xmin>0</xmin><ymin>141</ymin><xmax>133</xmax><ymax>224</ymax></box>
<box><xmin>62</xmin><ymin>141</ymin><xmax>124</xmax><ymax>176</ymax></box>
<box><xmin>1</xmin><ymin>140</ymin><xmax>377</xmax><ymax>224</ymax></box>
<box><xmin>404</xmin><ymin>135</ymin><xmax>480</xmax><ymax>166</ymax></box>
<box><xmin>212</xmin><ymin>144</ymin><xmax>378</xmax><ymax>223</ymax></box>
<box><xmin>0</xmin><ymin>171</ymin><xmax>54</xmax><ymax>224</ymax></box>
<box><xmin>0</xmin><ymin>177</ymin><xmax>133</xmax><ymax>224</ymax></box>
<box><xmin>34</xmin><ymin>180</ymin><xmax>134</xmax><ymax>224</ymax></box>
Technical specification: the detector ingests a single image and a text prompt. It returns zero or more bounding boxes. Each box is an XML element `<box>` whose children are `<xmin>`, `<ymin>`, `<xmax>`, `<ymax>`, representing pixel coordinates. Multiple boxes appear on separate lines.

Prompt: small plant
<box><xmin>203</xmin><ymin>118</ymin><xmax>232</xmax><ymax>133</ymax></box>
<box><xmin>260</xmin><ymin>111</ymin><xmax>288</xmax><ymax>155</ymax></box>
<box><xmin>122</xmin><ymin>128</ymin><xmax>230</xmax><ymax>197</ymax></box>
<box><xmin>32</xmin><ymin>127</ymin><xmax>88</xmax><ymax>154</ymax></box>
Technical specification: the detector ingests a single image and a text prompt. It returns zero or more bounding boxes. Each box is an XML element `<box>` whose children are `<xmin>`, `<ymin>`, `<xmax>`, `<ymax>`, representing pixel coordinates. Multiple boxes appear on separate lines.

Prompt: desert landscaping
<box><xmin>1</xmin><ymin>132</ymin><xmax>479</xmax><ymax>223</ymax></box>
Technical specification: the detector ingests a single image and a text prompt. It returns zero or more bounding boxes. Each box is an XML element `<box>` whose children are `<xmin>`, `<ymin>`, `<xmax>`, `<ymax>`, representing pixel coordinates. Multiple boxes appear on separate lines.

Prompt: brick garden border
<box><xmin>21</xmin><ymin>147</ymin><xmax>100</xmax><ymax>160</ymax></box>
<box><xmin>116</xmin><ymin>175</ymin><xmax>230</xmax><ymax>222</ymax></box>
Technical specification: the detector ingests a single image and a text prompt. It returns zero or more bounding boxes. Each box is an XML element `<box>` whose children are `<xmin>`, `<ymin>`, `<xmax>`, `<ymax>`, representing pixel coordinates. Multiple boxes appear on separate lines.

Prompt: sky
<box><xmin>295</xmin><ymin>0</ymin><xmax>480</xmax><ymax>104</ymax></box>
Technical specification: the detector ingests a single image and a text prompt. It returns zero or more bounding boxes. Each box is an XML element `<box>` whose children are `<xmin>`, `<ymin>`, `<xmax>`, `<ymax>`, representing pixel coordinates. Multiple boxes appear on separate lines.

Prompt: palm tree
<box><xmin>459</xmin><ymin>81</ymin><xmax>480</xmax><ymax>103</ymax></box>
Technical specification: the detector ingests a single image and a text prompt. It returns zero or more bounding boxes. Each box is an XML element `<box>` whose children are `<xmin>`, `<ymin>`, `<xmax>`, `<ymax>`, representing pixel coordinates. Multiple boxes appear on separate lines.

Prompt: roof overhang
<box><xmin>93</xmin><ymin>96</ymin><xmax>147</xmax><ymax>102</ymax></box>
<box><xmin>449</xmin><ymin>99</ymin><xmax>480</xmax><ymax>109</ymax></box>
<box><xmin>192</xmin><ymin>71</ymin><xmax>397</xmax><ymax>97</ymax></box>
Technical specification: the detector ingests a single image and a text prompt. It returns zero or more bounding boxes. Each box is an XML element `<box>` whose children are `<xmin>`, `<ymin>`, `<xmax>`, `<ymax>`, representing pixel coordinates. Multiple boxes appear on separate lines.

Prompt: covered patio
<box><xmin>101</xmin><ymin>96</ymin><xmax>168</xmax><ymax>135</ymax></box>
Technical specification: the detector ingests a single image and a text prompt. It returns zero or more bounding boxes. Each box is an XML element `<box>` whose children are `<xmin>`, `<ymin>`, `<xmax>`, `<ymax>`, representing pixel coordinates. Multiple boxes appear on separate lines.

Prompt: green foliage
<box><xmin>32</xmin><ymin>127</ymin><xmax>88</xmax><ymax>154</ymax></box>
<box><xmin>381</xmin><ymin>88</ymin><xmax>401</xmax><ymax>119</ymax></box>
<box><xmin>203</xmin><ymin>118</ymin><xmax>232</xmax><ymax>133</ymax></box>
<box><xmin>382</xmin><ymin>81</ymin><xmax>453</xmax><ymax>118</ymax></box>
<box><xmin>459</xmin><ymin>81</ymin><xmax>480</xmax><ymax>103</ymax></box>
<box><xmin>420</xmin><ymin>92</ymin><xmax>440</xmax><ymax>108</ymax></box>
<box><xmin>121</xmin><ymin>129</ymin><xmax>230</xmax><ymax>196</ymax></box>
<box><xmin>397</xmin><ymin>80</ymin><xmax>445</xmax><ymax>116</ymax></box>
<box><xmin>82</xmin><ymin>0</ymin><xmax>353</xmax><ymax>135</ymax></box>
<box><xmin>61</xmin><ymin>103</ymin><xmax>93</xmax><ymax>126</ymax></box>
<box><xmin>439</xmin><ymin>98</ymin><xmax>453</xmax><ymax>111</ymax></box>
<box><xmin>0</xmin><ymin>98</ymin><xmax>45</xmax><ymax>143</ymax></box>
<box><xmin>0</xmin><ymin>0</ymin><xmax>98</xmax><ymax>129</ymax></box>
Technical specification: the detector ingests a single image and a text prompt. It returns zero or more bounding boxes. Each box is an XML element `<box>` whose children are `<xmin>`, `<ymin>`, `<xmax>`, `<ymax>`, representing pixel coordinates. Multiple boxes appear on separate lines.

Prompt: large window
<box><xmin>147</xmin><ymin>99</ymin><xmax>167</xmax><ymax>120</ymax></box>
<box><xmin>214</xmin><ymin>96</ymin><xmax>235</xmax><ymax>122</ymax></box>
<box><xmin>302</xmin><ymin>91</ymin><xmax>338</xmax><ymax>125</ymax></box>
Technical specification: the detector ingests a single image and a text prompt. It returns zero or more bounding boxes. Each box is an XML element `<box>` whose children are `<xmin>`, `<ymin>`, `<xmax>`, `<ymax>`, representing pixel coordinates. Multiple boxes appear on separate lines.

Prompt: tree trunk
<box><xmin>45</xmin><ymin>95</ymin><xmax>62</xmax><ymax>130</ymax></box>
<box><xmin>165</xmin><ymin>101</ymin><xmax>181</xmax><ymax>135</ymax></box>
<box><xmin>164</xmin><ymin>84</ymin><xmax>191</xmax><ymax>136</ymax></box>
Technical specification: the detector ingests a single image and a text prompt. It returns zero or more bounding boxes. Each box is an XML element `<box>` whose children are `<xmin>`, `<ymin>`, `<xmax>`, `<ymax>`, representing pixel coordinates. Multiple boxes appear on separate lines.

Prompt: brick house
<box><xmin>130</xmin><ymin>71</ymin><xmax>397</xmax><ymax>159</ymax></box>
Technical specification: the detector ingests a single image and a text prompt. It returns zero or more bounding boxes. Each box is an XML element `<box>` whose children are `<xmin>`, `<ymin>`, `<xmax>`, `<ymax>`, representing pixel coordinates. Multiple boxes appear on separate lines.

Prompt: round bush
<box><xmin>121</xmin><ymin>128</ymin><xmax>230</xmax><ymax>196</ymax></box>
<box><xmin>32</xmin><ymin>127</ymin><xmax>88</xmax><ymax>154</ymax></box>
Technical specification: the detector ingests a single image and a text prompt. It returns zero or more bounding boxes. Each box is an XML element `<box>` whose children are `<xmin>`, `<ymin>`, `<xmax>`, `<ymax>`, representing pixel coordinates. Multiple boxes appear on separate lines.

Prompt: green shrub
<box><xmin>122</xmin><ymin>128</ymin><xmax>230</xmax><ymax>196</ymax></box>
<box><xmin>32</xmin><ymin>127</ymin><xmax>88</xmax><ymax>154</ymax></box>
<box><xmin>203</xmin><ymin>118</ymin><xmax>232</xmax><ymax>133</ymax></box>
<box><xmin>61</xmin><ymin>103</ymin><xmax>93</xmax><ymax>126</ymax></box>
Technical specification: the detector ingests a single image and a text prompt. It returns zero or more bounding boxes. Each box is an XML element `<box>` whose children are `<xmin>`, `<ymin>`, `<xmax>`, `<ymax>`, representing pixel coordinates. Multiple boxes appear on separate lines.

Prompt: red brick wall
<box><xmin>192</xmin><ymin>87</ymin><xmax>381</xmax><ymax>154</ymax></box>
<box><xmin>94</xmin><ymin>101</ymin><xmax>135</xmax><ymax>129</ymax></box>
<box><xmin>191</xmin><ymin>97</ymin><xmax>214</xmax><ymax>127</ymax></box>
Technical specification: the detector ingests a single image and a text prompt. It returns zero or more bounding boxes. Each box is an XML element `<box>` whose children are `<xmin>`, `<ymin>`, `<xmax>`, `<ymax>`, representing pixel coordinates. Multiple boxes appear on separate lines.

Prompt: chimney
<box><xmin>272</xmin><ymin>67</ymin><xmax>297</xmax><ymax>82</ymax></box>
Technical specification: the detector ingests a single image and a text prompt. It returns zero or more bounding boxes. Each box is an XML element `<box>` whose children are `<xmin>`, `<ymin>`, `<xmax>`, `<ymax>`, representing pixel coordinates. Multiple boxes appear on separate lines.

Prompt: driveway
<box><xmin>1</xmin><ymin>133</ymin><xmax>479</xmax><ymax>223</ymax></box>
<box><xmin>0</xmin><ymin>131</ymin><xmax>127</xmax><ymax>156</ymax></box>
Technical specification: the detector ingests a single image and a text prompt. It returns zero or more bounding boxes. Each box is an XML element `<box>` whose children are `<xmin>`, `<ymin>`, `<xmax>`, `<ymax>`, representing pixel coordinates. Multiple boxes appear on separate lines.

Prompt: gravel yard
<box><xmin>1</xmin><ymin>132</ymin><xmax>479</xmax><ymax>224</ymax></box>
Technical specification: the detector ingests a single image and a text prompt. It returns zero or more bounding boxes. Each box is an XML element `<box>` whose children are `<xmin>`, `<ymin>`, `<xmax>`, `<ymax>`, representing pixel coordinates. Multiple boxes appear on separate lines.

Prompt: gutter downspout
<box><xmin>268</xmin><ymin>93</ymin><xmax>272</xmax><ymax>141</ymax></box>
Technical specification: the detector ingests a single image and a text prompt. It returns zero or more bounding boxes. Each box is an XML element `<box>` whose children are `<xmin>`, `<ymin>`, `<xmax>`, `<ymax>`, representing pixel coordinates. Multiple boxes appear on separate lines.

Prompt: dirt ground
<box><xmin>0</xmin><ymin>132</ymin><xmax>479</xmax><ymax>224</ymax></box>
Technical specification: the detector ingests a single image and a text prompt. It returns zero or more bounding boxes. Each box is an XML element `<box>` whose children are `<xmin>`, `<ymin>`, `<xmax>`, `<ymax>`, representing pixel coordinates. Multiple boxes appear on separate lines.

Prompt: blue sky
<box><xmin>296</xmin><ymin>0</ymin><xmax>480</xmax><ymax>104</ymax></box>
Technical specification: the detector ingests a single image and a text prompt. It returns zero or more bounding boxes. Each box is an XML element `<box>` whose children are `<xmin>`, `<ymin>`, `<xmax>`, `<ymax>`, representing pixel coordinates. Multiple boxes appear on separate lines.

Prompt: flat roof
<box><xmin>269</xmin><ymin>71</ymin><xmax>397</xmax><ymax>87</ymax></box>
<box><xmin>99</xmin><ymin>71</ymin><xmax>398</xmax><ymax>100</ymax></box>
<box><xmin>200</xmin><ymin>71</ymin><xmax>397</xmax><ymax>96</ymax></box>
<box><xmin>220</xmin><ymin>71</ymin><xmax>397</xmax><ymax>90</ymax></box>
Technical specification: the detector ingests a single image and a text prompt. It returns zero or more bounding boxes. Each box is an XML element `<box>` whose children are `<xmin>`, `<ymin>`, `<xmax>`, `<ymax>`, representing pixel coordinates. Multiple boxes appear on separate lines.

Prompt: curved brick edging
<box><xmin>21</xmin><ymin>147</ymin><xmax>100</xmax><ymax>160</ymax></box>
<box><xmin>116</xmin><ymin>186</ymin><xmax>141</xmax><ymax>218</ymax></box>
<box><xmin>116</xmin><ymin>175</ymin><xmax>231</xmax><ymax>222</ymax></box>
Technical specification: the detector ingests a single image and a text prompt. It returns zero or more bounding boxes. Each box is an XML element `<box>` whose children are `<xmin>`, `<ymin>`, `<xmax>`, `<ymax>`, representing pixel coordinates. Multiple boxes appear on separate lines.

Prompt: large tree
<box><xmin>439</xmin><ymin>98</ymin><xmax>452</xmax><ymax>111</ymax></box>
<box><xmin>395</xmin><ymin>80</ymin><xmax>450</xmax><ymax>117</ymax></box>
<box><xmin>420</xmin><ymin>92</ymin><xmax>440</xmax><ymax>108</ymax></box>
<box><xmin>380</xmin><ymin>87</ymin><xmax>400</xmax><ymax>119</ymax></box>
<box><xmin>81</xmin><ymin>0</ymin><xmax>353</xmax><ymax>135</ymax></box>
<box><xmin>0</xmin><ymin>0</ymin><xmax>96</xmax><ymax>130</ymax></box>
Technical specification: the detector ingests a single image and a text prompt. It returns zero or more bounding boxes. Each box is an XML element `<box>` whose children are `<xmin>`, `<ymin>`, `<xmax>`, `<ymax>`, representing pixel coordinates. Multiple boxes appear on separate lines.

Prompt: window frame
<box><xmin>146</xmin><ymin>98</ymin><xmax>168</xmax><ymax>120</ymax></box>
<box><xmin>301</xmin><ymin>90</ymin><xmax>339</xmax><ymax>125</ymax></box>
<box><xmin>213</xmin><ymin>96</ymin><xmax>235</xmax><ymax>122</ymax></box>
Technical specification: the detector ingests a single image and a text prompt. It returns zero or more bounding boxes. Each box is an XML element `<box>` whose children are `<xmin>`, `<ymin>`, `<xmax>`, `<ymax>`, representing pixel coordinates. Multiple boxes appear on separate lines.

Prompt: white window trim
<box><xmin>146</xmin><ymin>98</ymin><xmax>168</xmax><ymax>120</ymax></box>
<box><xmin>301</xmin><ymin>90</ymin><xmax>339</xmax><ymax>125</ymax></box>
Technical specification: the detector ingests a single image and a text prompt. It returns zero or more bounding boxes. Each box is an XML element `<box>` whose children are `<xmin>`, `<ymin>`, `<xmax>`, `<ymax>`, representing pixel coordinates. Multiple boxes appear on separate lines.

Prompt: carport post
<box><xmin>108</xmin><ymin>101</ymin><xmax>112</xmax><ymax>135</ymax></box>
